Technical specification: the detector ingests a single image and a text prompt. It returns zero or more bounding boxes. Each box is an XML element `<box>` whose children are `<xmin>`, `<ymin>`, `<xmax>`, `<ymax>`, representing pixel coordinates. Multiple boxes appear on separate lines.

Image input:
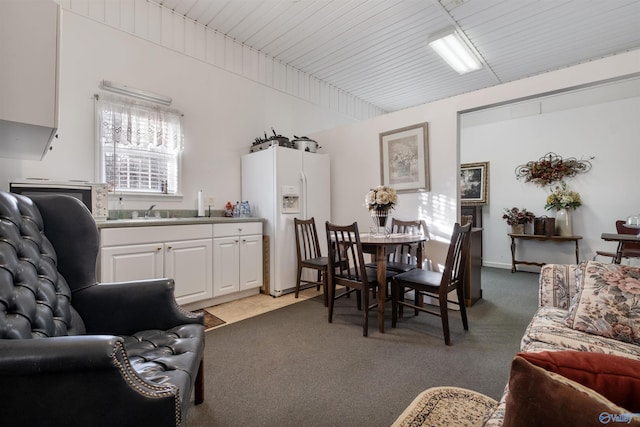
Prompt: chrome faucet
<box><xmin>144</xmin><ymin>204</ymin><xmax>156</xmax><ymax>218</ymax></box>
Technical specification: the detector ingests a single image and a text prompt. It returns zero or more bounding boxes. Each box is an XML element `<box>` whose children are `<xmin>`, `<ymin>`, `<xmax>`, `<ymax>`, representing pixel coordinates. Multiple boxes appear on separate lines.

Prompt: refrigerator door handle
<box><xmin>300</xmin><ymin>170</ymin><xmax>307</xmax><ymax>219</ymax></box>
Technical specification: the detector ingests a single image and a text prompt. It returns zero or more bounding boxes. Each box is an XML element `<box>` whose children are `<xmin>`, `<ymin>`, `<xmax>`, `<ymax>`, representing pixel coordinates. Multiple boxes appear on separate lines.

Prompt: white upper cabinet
<box><xmin>0</xmin><ymin>0</ymin><xmax>59</xmax><ymax>160</ymax></box>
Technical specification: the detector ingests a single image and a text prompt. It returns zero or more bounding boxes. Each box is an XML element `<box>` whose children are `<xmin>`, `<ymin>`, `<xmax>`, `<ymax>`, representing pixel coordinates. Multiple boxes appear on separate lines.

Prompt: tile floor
<box><xmin>202</xmin><ymin>286</ymin><xmax>323</xmax><ymax>329</ymax></box>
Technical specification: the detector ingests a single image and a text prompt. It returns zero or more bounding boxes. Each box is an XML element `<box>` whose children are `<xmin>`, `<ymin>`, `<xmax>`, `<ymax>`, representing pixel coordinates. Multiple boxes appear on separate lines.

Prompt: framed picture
<box><xmin>379</xmin><ymin>122</ymin><xmax>429</xmax><ymax>193</ymax></box>
<box><xmin>460</xmin><ymin>162</ymin><xmax>489</xmax><ymax>205</ymax></box>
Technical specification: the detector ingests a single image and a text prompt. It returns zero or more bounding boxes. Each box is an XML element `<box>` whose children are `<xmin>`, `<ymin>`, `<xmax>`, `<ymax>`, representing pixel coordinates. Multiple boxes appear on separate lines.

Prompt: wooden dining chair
<box><xmin>366</xmin><ymin>219</ymin><xmax>426</xmax><ymax>273</ymax></box>
<box><xmin>386</xmin><ymin>218</ymin><xmax>427</xmax><ymax>273</ymax></box>
<box><xmin>391</xmin><ymin>223</ymin><xmax>472</xmax><ymax>345</ymax></box>
<box><xmin>325</xmin><ymin>221</ymin><xmax>395</xmax><ymax>336</ymax></box>
<box><xmin>294</xmin><ymin>217</ymin><xmax>329</xmax><ymax>306</ymax></box>
<box><xmin>363</xmin><ymin>218</ymin><xmax>427</xmax><ymax>309</ymax></box>
<box><xmin>381</xmin><ymin>218</ymin><xmax>429</xmax><ymax>314</ymax></box>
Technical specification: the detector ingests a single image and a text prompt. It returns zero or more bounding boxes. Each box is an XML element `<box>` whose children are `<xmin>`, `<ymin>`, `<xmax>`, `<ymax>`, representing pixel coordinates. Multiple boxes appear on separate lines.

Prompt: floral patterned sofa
<box><xmin>482</xmin><ymin>261</ymin><xmax>640</xmax><ymax>426</ymax></box>
<box><xmin>393</xmin><ymin>261</ymin><xmax>640</xmax><ymax>426</ymax></box>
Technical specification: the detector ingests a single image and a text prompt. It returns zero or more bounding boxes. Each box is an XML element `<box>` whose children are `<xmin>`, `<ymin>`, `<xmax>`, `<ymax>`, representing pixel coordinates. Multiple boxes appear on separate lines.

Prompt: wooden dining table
<box><xmin>601</xmin><ymin>232</ymin><xmax>640</xmax><ymax>264</ymax></box>
<box><xmin>360</xmin><ymin>233</ymin><xmax>427</xmax><ymax>333</ymax></box>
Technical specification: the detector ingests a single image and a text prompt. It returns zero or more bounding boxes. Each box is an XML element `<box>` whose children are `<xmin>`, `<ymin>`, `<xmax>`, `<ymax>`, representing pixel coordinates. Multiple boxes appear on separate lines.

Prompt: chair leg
<box><xmin>316</xmin><ymin>270</ymin><xmax>322</xmax><ymax>291</ymax></box>
<box><xmin>295</xmin><ymin>265</ymin><xmax>303</xmax><ymax>299</ymax></box>
<box><xmin>439</xmin><ymin>293</ymin><xmax>451</xmax><ymax>345</ymax></box>
<box><xmin>322</xmin><ymin>269</ymin><xmax>328</xmax><ymax>307</ymax></box>
<box><xmin>194</xmin><ymin>359</ymin><xmax>204</xmax><ymax>404</ymax></box>
<box><xmin>362</xmin><ymin>286</ymin><xmax>369</xmax><ymax>337</ymax></box>
<box><xmin>457</xmin><ymin>284</ymin><xmax>469</xmax><ymax>331</ymax></box>
<box><xmin>328</xmin><ymin>281</ymin><xmax>335</xmax><ymax>323</ymax></box>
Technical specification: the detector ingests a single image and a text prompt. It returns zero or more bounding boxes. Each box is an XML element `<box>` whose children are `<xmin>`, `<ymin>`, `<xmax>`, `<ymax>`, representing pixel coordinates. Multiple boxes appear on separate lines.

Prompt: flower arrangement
<box><xmin>502</xmin><ymin>207</ymin><xmax>536</xmax><ymax>226</ymax></box>
<box><xmin>545</xmin><ymin>182</ymin><xmax>582</xmax><ymax>210</ymax></box>
<box><xmin>514</xmin><ymin>152</ymin><xmax>593</xmax><ymax>186</ymax></box>
<box><xmin>365</xmin><ymin>185</ymin><xmax>397</xmax><ymax>212</ymax></box>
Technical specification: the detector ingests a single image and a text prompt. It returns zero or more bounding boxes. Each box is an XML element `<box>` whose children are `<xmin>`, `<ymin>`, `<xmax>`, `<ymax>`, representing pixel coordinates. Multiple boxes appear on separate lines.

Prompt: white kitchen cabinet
<box><xmin>100</xmin><ymin>242</ymin><xmax>164</xmax><ymax>282</ymax></box>
<box><xmin>164</xmin><ymin>239</ymin><xmax>213</xmax><ymax>305</ymax></box>
<box><xmin>213</xmin><ymin>222</ymin><xmax>263</xmax><ymax>296</ymax></box>
<box><xmin>0</xmin><ymin>0</ymin><xmax>59</xmax><ymax>160</ymax></box>
<box><xmin>100</xmin><ymin>225</ymin><xmax>213</xmax><ymax>305</ymax></box>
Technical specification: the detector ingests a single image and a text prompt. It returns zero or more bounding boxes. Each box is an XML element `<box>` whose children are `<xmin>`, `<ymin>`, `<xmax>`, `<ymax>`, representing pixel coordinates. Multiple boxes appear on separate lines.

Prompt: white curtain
<box><xmin>97</xmin><ymin>94</ymin><xmax>183</xmax><ymax>193</ymax></box>
<box><xmin>97</xmin><ymin>94</ymin><xmax>183</xmax><ymax>154</ymax></box>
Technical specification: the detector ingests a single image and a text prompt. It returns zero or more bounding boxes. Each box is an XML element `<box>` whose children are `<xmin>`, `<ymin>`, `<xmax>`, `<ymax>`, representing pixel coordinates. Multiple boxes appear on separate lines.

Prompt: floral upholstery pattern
<box><xmin>523</xmin><ymin>306</ymin><xmax>640</xmax><ymax>359</ymax></box>
<box><xmin>482</xmin><ymin>263</ymin><xmax>640</xmax><ymax>426</ymax></box>
<box><xmin>538</xmin><ymin>263</ymin><xmax>581</xmax><ymax>309</ymax></box>
<box><xmin>564</xmin><ymin>261</ymin><xmax>640</xmax><ymax>344</ymax></box>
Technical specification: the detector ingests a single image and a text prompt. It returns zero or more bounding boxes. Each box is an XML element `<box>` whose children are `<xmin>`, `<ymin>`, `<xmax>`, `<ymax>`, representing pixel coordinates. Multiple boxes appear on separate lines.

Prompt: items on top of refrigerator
<box><xmin>291</xmin><ymin>136</ymin><xmax>319</xmax><ymax>153</ymax></box>
<box><xmin>249</xmin><ymin>128</ymin><xmax>320</xmax><ymax>153</ymax></box>
<box><xmin>250</xmin><ymin>128</ymin><xmax>291</xmax><ymax>152</ymax></box>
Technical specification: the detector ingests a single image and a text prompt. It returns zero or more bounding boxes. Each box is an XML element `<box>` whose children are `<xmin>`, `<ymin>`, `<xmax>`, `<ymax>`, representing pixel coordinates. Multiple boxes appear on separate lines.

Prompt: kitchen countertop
<box><xmin>96</xmin><ymin>216</ymin><xmax>265</xmax><ymax>229</ymax></box>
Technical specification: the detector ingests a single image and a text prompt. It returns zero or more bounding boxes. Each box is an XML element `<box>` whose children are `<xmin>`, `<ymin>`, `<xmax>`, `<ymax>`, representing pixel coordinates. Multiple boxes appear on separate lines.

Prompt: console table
<box><xmin>509</xmin><ymin>233</ymin><xmax>582</xmax><ymax>273</ymax></box>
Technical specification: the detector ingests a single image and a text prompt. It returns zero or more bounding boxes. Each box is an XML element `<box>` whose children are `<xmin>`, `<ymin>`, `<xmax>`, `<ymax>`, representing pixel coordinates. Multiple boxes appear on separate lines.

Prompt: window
<box><xmin>97</xmin><ymin>94</ymin><xmax>183</xmax><ymax>194</ymax></box>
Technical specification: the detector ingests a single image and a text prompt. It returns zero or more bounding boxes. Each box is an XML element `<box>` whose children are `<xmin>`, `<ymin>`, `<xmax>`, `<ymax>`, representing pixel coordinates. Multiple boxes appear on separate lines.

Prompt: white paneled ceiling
<box><xmin>154</xmin><ymin>0</ymin><xmax>640</xmax><ymax>112</ymax></box>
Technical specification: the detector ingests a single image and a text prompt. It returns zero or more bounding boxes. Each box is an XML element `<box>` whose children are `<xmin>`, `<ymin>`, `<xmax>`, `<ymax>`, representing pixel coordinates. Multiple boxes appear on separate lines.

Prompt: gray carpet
<box><xmin>187</xmin><ymin>267</ymin><xmax>539</xmax><ymax>427</ymax></box>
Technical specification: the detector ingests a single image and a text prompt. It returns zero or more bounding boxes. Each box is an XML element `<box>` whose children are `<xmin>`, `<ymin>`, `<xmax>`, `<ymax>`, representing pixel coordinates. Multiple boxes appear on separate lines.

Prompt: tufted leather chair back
<box><xmin>0</xmin><ymin>192</ymin><xmax>87</xmax><ymax>339</ymax></box>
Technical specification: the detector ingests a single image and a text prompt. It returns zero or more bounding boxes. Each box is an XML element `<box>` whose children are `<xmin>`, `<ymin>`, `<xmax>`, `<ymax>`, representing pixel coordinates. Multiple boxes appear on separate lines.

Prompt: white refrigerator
<box><xmin>241</xmin><ymin>146</ymin><xmax>330</xmax><ymax>297</ymax></box>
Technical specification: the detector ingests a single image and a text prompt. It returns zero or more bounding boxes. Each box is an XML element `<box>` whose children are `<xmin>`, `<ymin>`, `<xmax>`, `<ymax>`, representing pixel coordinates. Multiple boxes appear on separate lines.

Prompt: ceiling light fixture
<box><xmin>428</xmin><ymin>30</ymin><xmax>482</xmax><ymax>74</ymax></box>
<box><xmin>100</xmin><ymin>80</ymin><xmax>172</xmax><ymax>106</ymax></box>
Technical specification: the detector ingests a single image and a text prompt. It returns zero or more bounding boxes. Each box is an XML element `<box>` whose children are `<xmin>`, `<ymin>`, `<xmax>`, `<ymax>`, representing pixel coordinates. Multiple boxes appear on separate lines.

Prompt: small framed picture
<box><xmin>379</xmin><ymin>122</ymin><xmax>429</xmax><ymax>193</ymax></box>
<box><xmin>460</xmin><ymin>162</ymin><xmax>489</xmax><ymax>205</ymax></box>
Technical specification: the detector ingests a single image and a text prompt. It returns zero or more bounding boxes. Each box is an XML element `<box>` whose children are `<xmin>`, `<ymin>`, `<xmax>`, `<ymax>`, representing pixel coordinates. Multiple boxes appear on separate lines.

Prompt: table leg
<box><xmin>416</xmin><ymin>241</ymin><xmax>424</xmax><ymax>309</ymax></box>
<box><xmin>510</xmin><ymin>236</ymin><xmax>517</xmax><ymax>273</ymax></box>
<box><xmin>575</xmin><ymin>240</ymin><xmax>580</xmax><ymax>264</ymax></box>
<box><xmin>614</xmin><ymin>242</ymin><xmax>624</xmax><ymax>264</ymax></box>
<box><xmin>376</xmin><ymin>245</ymin><xmax>387</xmax><ymax>333</ymax></box>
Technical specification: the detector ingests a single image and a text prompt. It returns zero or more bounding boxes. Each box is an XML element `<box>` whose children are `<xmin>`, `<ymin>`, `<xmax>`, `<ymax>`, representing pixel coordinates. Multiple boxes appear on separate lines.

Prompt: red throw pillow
<box><xmin>518</xmin><ymin>351</ymin><xmax>640</xmax><ymax>412</ymax></box>
<box><xmin>503</xmin><ymin>354</ymin><xmax>640</xmax><ymax>427</ymax></box>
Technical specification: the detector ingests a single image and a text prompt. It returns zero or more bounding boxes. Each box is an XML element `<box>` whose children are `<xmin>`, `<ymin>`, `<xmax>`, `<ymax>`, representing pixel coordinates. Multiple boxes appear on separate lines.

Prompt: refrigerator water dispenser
<box><xmin>281</xmin><ymin>185</ymin><xmax>300</xmax><ymax>213</ymax></box>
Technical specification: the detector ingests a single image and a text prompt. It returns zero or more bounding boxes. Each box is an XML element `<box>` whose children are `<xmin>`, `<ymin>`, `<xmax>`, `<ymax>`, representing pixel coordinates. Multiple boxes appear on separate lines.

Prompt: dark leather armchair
<box><xmin>0</xmin><ymin>191</ymin><xmax>204</xmax><ymax>427</ymax></box>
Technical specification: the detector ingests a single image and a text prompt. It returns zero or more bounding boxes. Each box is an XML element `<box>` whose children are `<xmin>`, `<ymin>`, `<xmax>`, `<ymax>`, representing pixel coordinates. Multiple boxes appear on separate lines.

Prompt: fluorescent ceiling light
<box><xmin>429</xmin><ymin>31</ymin><xmax>482</xmax><ymax>74</ymax></box>
<box><xmin>101</xmin><ymin>80</ymin><xmax>172</xmax><ymax>105</ymax></box>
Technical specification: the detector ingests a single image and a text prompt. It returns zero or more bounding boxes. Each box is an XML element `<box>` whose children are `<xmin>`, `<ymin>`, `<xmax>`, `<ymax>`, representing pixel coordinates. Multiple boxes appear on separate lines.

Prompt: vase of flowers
<box><xmin>365</xmin><ymin>185</ymin><xmax>397</xmax><ymax>235</ymax></box>
<box><xmin>544</xmin><ymin>182</ymin><xmax>582</xmax><ymax>236</ymax></box>
<box><xmin>502</xmin><ymin>207</ymin><xmax>536</xmax><ymax>234</ymax></box>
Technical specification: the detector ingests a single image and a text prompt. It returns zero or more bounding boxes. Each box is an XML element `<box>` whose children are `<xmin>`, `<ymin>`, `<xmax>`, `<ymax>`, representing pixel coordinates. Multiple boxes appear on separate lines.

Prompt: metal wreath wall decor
<box><xmin>514</xmin><ymin>152</ymin><xmax>593</xmax><ymax>186</ymax></box>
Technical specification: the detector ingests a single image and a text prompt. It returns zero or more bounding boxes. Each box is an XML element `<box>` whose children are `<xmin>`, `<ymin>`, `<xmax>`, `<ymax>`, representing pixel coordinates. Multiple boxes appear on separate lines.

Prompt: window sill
<box><xmin>109</xmin><ymin>192</ymin><xmax>184</xmax><ymax>202</ymax></box>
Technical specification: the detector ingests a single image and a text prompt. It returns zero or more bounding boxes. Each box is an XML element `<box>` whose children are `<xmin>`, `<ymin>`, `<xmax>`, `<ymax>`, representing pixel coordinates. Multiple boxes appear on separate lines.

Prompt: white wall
<box><xmin>0</xmin><ymin>10</ymin><xmax>355</xmax><ymax>212</ymax></box>
<box><xmin>462</xmin><ymin>86</ymin><xmax>640</xmax><ymax>269</ymax></box>
<box><xmin>309</xmin><ymin>106</ymin><xmax>460</xmax><ymax>269</ymax></box>
<box><xmin>309</xmin><ymin>50</ymin><xmax>640</xmax><ymax>270</ymax></box>
<box><xmin>3</xmin><ymin>5</ymin><xmax>639</xmax><ymax>271</ymax></box>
